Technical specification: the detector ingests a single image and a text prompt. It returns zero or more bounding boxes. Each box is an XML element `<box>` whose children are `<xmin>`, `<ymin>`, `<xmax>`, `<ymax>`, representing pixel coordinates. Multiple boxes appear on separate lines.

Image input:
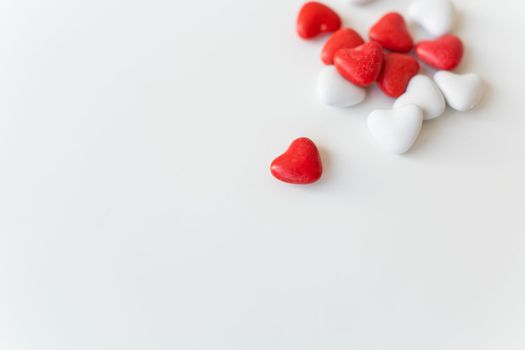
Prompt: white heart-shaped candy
<box><xmin>318</xmin><ymin>66</ymin><xmax>367</xmax><ymax>108</ymax></box>
<box><xmin>348</xmin><ymin>0</ymin><xmax>374</xmax><ymax>4</ymax></box>
<box><xmin>368</xmin><ymin>104</ymin><xmax>424</xmax><ymax>154</ymax></box>
<box><xmin>434</xmin><ymin>71</ymin><xmax>483</xmax><ymax>111</ymax></box>
<box><xmin>394</xmin><ymin>75</ymin><xmax>446</xmax><ymax>120</ymax></box>
<box><xmin>408</xmin><ymin>0</ymin><xmax>454</xmax><ymax>37</ymax></box>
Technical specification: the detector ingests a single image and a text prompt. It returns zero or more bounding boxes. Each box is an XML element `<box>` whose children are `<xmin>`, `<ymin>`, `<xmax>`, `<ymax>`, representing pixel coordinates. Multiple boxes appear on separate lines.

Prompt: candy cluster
<box><xmin>271</xmin><ymin>0</ymin><xmax>484</xmax><ymax>185</ymax></box>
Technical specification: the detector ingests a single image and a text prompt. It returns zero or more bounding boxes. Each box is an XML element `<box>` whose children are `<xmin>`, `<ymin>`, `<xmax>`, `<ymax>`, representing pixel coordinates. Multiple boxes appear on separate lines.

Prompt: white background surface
<box><xmin>0</xmin><ymin>0</ymin><xmax>524</xmax><ymax>349</ymax></box>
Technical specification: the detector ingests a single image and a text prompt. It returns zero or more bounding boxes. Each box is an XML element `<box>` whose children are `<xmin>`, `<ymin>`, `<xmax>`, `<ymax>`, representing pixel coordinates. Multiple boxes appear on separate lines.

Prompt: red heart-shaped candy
<box><xmin>321</xmin><ymin>28</ymin><xmax>365</xmax><ymax>65</ymax></box>
<box><xmin>334</xmin><ymin>41</ymin><xmax>384</xmax><ymax>87</ymax></box>
<box><xmin>297</xmin><ymin>2</ymin><xmax>342</xmax><ymax>39</ymax></box>
<box><xmin>369</xmin><ymin>12</ymin><xmax>413</xmax><ymax>53</ymax></box>
<box><xmin>270</xmin><ymin>138</ymin><xmax>323</xmax><ymax>184</ymax></box>
<box><xmin>415</xmin><ymin>35</ymin><xmax>464</xmax><ymax>70</ymax></box>
<box><xmin>377</xmin><ymin>53</ymin><xmax>420</xmax><ymax>98</ymax></box>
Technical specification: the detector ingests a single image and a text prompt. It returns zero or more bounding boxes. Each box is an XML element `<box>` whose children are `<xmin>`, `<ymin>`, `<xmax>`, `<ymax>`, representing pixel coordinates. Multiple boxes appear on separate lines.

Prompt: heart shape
<box><xmin>369</xmin><ymin>12</ymin><xmax>414</xmax><ymax>53</ymax></box>
<box><xmin>408</xmin><ymin>0</ymin><xmax>455</xmax><ymax>37</ymax></box>
<box><xmin>415</xmin><ymin>34</ymin><xmax>464</xmax><ymax>70</ymax></box>
<box><xmin>377</xmin><ymin>53</ymin><xmax>420</xmax><ymax>98</ymax></box>
<box><xmin>349</xmin><ymin>0</ymin><xmax>375</xmax><ymax>4</ymax></box>
<box><xmin>434</xmin><ymin>71</ymin><xmax>484</xmax><ymax>111</ymax></box>
<box><xmin>322</xmin><ymin>28</ymin><xmax>365</xmax><ymax>65</ymax></box>
<box><xmin>270</xmin><ymin>137</ymin><xmax>323</xmax><ymax>184</ymax></box>
<box><xmin>368</xmin><ymin>104</ymin><xmax>424</xmax><ymax>154</ymax></box>
<box><xmin>297</xmin><ymin>2</ymin><xmax>342</xmax><ymax>39</ymax></box>
<box><xmin>394</xmin><ymin>74</ymin><xmax>446</xmax><ymax>120</ymax></box>
<box><xmin>318</xmin><ymin>66</ymin><xmax>367</xmax><ymax>107</ymax></box>
<box><xmin>334</xmin><ymin>41</ymin><xmax>384</xmax><ymax>87</ymax></box>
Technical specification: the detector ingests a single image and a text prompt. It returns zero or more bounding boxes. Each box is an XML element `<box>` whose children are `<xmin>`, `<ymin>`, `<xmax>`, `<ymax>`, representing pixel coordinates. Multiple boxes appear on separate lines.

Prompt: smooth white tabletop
<box><xmin>0</xmin><ymin>0</ymin><xmax>524</xmax><ymax>349</ymax></box>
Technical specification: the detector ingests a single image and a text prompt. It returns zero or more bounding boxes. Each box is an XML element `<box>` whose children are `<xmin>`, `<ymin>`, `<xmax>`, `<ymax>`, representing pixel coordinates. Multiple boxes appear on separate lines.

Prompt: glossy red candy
<box><xmin>321</xmin><ymin>28</ymin><xmax>365</xmax><ymax>65</ymax></box>
<box><xmin>334</xmin><ymin>41</ymin><xmax>384</xmax><ymax>87</ymax></box>
<box><xmin>415</xmin><ymin>35</ymin><xmax>464</xmax><ymax>70</ymax></box>
<box><xmin>270</xmin><ymin>137</ymin><xmax>323</xmax><ymax>184</ymax></box>
<box><xmin>369</xmin><ymin>12</ymin><xmax>414</xmax><ymax>53</ymax></box>
<box><xmin>297</xmin><ymin>1</ymin><xmax>342</xmax><ymax>39</ymax></box>
<box><xmin>377</xmin><ymin>53</ymin><xmax>420</xmax><ymax>98</ymax></box>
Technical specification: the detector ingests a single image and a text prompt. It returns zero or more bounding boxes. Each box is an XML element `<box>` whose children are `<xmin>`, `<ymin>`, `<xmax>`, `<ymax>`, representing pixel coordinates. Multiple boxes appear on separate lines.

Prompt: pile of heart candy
<box><xmin>270</xmin><ymin>0</ymin><xmax>484</xmax><ymax>185</ymax></box>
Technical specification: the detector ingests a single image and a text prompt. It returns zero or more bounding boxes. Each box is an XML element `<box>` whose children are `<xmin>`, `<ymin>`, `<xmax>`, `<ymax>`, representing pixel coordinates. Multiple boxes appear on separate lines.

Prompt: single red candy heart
<box><xmin>297</xmin><ymin>2</ymin><xmax>342</xmax><ymax>39</ymax></box>
<box><xmin>369</xmin><ymin>12</ymin><xmax>413</xmax><ymax>53</ymax></box>
<box><xmin>377</xmin><ymin>53</ymin><xmax>420</xmax><ymax>98</ymax></box>
<box><xmin>334</xmin><ymin>41</ymin><xmax>384</xmax><ymax>87</ymax></box>
<box><xmin>270</xmin><ymin>137</ymin><xmax>323</xmax><ymax>184</ymax></box>
<box><xmin>321</xmin><ymin>28</ymin><xmax>365</xmax><ymax>65</ymax></box>
<box><xmin>415</xmin><ymin>35</ymin><xmax>464</xmax><ymax>70</ymax></box>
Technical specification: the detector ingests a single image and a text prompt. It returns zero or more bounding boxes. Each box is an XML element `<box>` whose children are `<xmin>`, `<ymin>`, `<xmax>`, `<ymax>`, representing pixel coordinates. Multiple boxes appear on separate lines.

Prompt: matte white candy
<box><xmin>368</xmin><ymin>104</ymin><xmax>424</xmax><ymax>154</ymax></box>
<box><xmin>434</xmin><ymin>71</ymin><xmax>484</xmax><ymax>111</ymax></box>
<box><xmin>407</xmin><ymin>0</ymin><xmax>454</xmax><ymax>37</ymax></box>
<box><xmin>394</xmin><ymin>75</ymin><xmax>446</xmax><ymax>120</ymax></box>
<box><xmin>348</xmin><ymin>0</ymin><xmax>374</xmax><ymax>4</ymax></box>
<box><xmin>318</xmin><ymin>66</ymin><xmax>367</xmax><ymax>108</ymax></box>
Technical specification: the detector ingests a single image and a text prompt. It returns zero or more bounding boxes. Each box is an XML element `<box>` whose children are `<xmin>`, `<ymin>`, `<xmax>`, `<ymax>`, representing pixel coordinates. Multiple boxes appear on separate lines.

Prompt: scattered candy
<box><xmin>415</xmin><ymin>34</ymin><xmax>464</xmax><ymax>70</ymax></box>
<box><xmin>408</xmin><ymin>0</ymin><xmax>454</xmax><ymax>37</ymax></box>
<box><xmin>368</xmin><ymin>104</ymin><xmax>424</xmax><ymax>154</ymax></box>
<box><xmin>434</xmin><ymin>71</ymin><xmax>484</xmax><ymax>111</ymax></box>
<box><xmin>318</xmin><ymin>66</ymin><xmax>367</xmax><ymax>107</ymax></box>
<box><xmin>270</xmin><ymin>137</ymin><xmax>323</xmax><ymax>184</ymax></box>
<box><xmin>334</xmin><ymin>41</ymin><xmax>384</xmax><ymax>87</ymax></box>
<box><xmin>297</xmin><ymin>2</ymin><xmax>342</xmax><ymax>39</ymax></box>
<box><xmin>377</xmin><ymin>53</ymin><xmax>420</xmax><ymax>98</ymax></box>
<box><xmin>394</xmin><ymin>74</ymin><xmax>446</xmax><ymax>120</ymax></box>
<box><xmin>276</xmin><ymin>0</ymin><xmax>486</xmax><ymax>179</ymax></box>
<box><xmin>369</xmin><ymin>12</ymin><xmax>414</xmax><ymax>53</ymax></box>
<box><xmin>322</xmin><ymin>28</ymin><xmax>365</xmax><ymax>65</ymax></box>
